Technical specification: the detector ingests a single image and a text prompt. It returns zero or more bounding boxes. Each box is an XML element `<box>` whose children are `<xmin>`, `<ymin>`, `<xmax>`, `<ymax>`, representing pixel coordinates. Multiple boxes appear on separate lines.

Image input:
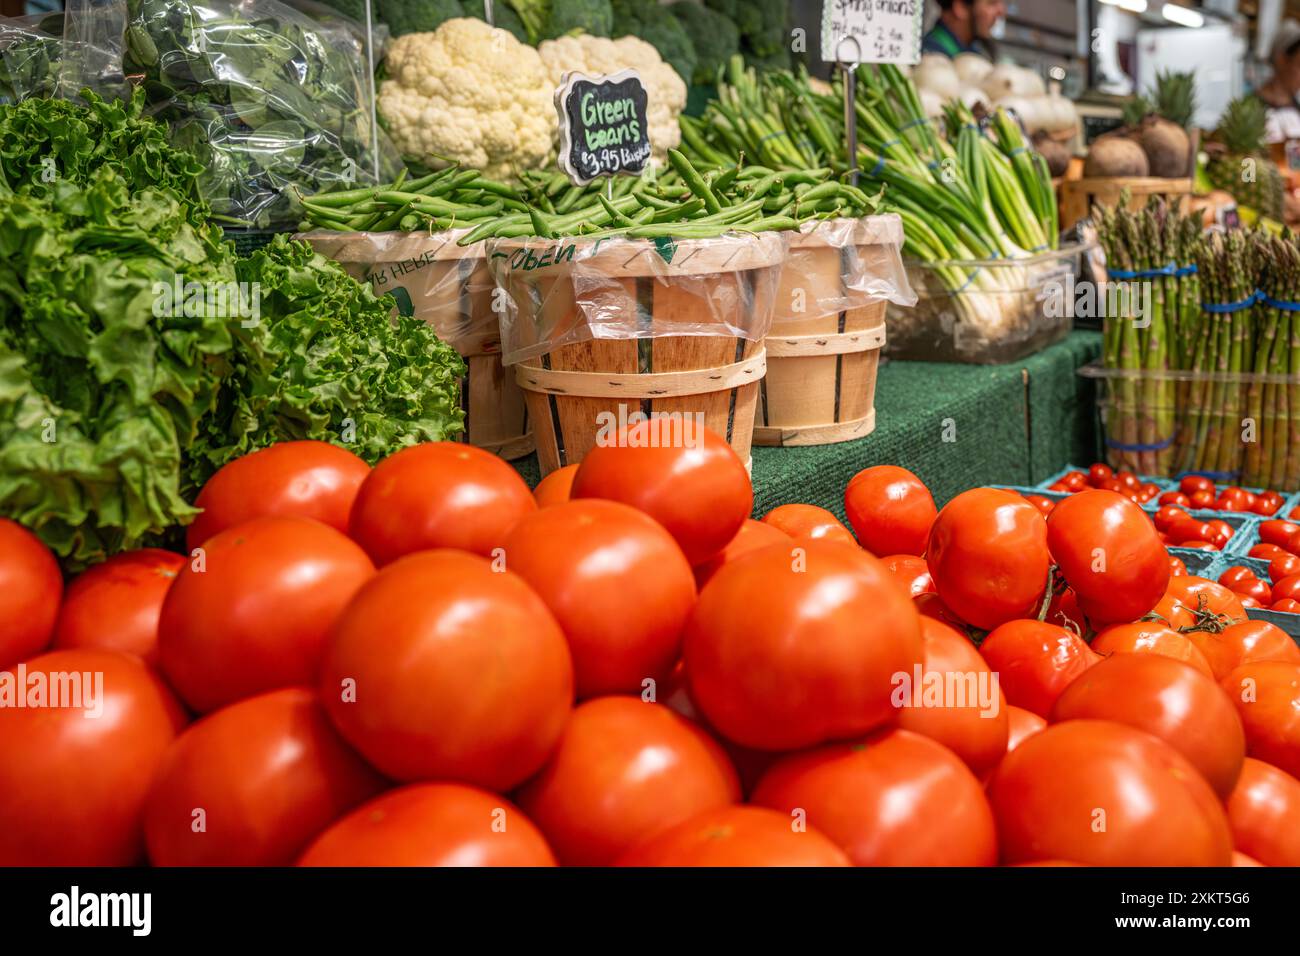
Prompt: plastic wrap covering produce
<box><xmin>772</xmin><ymin>214</ymin><xmax>916</xmax><ymax>324</ymax></box>
<box><xmin>486</xmin><ymin>231</ymin><xmax>787</xmax><ymax>367</ymax></box>
<box><xmin>60</xmin><ymin>0</ymin><xmax>401</xmax><ymax>229</ymax></box>
<box><xmin>0</xmin><ymin>14</ymin><xmax>68</xmax><ymax>103</ymax></box>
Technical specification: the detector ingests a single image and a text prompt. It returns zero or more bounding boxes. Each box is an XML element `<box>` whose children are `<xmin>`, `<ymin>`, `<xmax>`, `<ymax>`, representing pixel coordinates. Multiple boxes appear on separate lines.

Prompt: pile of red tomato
<box><xmin>1049</xmin><ymin>464</ymin><xmax>1286</xmax><ymax>517</ymax></box>
<box><xmin>1219</xmin><ymin>517</ymin><xmax>1300</xmax><ymax>614</ymax></box>
<box><xmin>2</xmin><ymin>424</ymin><xmax>1299</xmax><ymax>868</ymax></box>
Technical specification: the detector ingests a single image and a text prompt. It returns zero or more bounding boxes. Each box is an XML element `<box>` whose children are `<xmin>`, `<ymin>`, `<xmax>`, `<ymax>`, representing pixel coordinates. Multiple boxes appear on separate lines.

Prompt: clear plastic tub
<box><xmin>886</xmin><ymin>243</ymin><xmax>1088</xmax><ymax>364</ymax></box>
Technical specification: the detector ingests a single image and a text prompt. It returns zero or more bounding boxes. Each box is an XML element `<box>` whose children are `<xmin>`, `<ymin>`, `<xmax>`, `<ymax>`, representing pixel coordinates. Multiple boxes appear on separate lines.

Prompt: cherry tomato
<box><xmin>515</xmin><ymin>697</ymin><xmax>739</xmax><ymax>866</ymax></box>
<box><xmin>533</xmin><ymin>463</ymin><xmax>578</xmax><ymax>508</ymax></box>
<box><xmin>298</xmin><ymin>784</ymin><xmax>557</xmax><ymax>866</ymax></box>
<box><xmin>762</xmin><ymin>503</ymin><xmax>856</xmax><ymax>545</ymax></box>
<box><xmin>1252</xmin><ymin>491</ymin><xmax>1284</xmax><ymax>516</ymax></box>
<box><xmin>1219</xmin><ymin>565</ymin><xmax>1258</xmax><ymax>590</ymax></box>
<box><xmin>1216</xmin><ymin>488</ymin><xmax>1249</xmax><ymax>512</ymax></box>
<box><xmin>0</xmin><ymin>650</ymin><xmax>186</xmax><ymax>865</ymax></box>
<box><xmin>1169</xmin><ymin>556</ymin><xmax>1188</xmax><ymax>577</ymax></box>
<box><xmin>1180</xmin><ymin>475</ymin><xmax>1215</xmax><ymax>496</ymax></box>
<box><xmin>1159</xmin><ymin>490</ymin><xmax>1191</xmax><ymax>507</ymax></box>
<box><xmin>1005</xmin><ymin>706</ymin><xmax>1047</xmax><ymax>755</ymax></box>
<box><xmin>1116</xmin><ymin>471</ymin><xmax>1141</xmax><ymax>491</ymax></box>
<box><xmin>144</xmin><ymin>688</ymin><xmax>384</xmax><ymax>866</ymax></box>
<box><xmin>1046</xmin><ymin>481</ymin><xmax>1070</xmax><ymax>492</ymax></box>
<box><xmin>927</xmin><ymin>489</ymin><xmax>1050</xmax><ymax>630</ymax></box>
<box><xmin>320</xmin><ymin>550</ymin><xmax>573</xmax><ymax>790</ymax></box>
<box><xmin>349</xmin><ymin>442</ymin><xmax>536</xmax><ymax>565</ymax></box>
<box><xmin>1047</xmin><ymin>490</ymin><xmax>1169</xmax><ymax>624</ymax></box>
<box><xmin>752</xmin><ymin>730</ymin><xmax>997</xmax><ymax>866</ymax></box>
<box><xmin>1062</xmin><ymin>470</ymin><xmax>1088</xmax><ymax>491</ymax></box>
<box><xmin>842</xmin><ymin>465</ymin><xmax>937</xmax><ymax>557</ymax></box>
<box><xmin>1208</xmin><ymin>519</ymin><xmax>1234</xmax><ymax>541</ymax></box>
<box><xmin>693</xmin><ymin>519</ymin><xmax>789</xmax><ymax>590</ymax></box>
<box><xmin>1287</xmin><ymin>529</ymin><xmax>1300</xmax><ymax>557</ymax></box>
<box><xmin>53</xmin><ymin>549</ymin><xmax>184</xmax><ymax>667</ymax></box>
<box><xmin>1090</xmin><ymin>621</ymin><xmax>1214</xmax><ymax>678</ymax></box>
<box><xmin>880</xmin><ymin>554</ymin><xmax>935</xmax><ymax>598</ymax></box>
<box><xmin>1154</xmin><ymin>504</ymin><xmax>1187</xmax><ymax>532</ymax></box>
<box><xmin>1221</xmin><ymin>661</ymin><xmax>1300</xmax><ymax>779</ymax></box>
<box><xmin>1168</xmin><ymin>514</ymin><xmax>1214</xmax><ymax>545</ymax></box>
<box><xmin>186</xmin><ymin>440</ymin><xmax>369</xmax><ymax>550</ymax></box>
<box><xmin>1226</xmin><ymin>757</ymin><xmax>1300</xmax><ymax>867</ymax></box>
<box><xmin>1260</xmin><ymin>520</ymin><xmax>1300</xmax><ymax>547</ymax></box>
<box><xmin>979</xmin><ymin>619</ymin><xmax>1101</xmax><ymax>718</ymax></box>
<box><xmin>1023</xmin><ymin>494</ymin><xmax>1056</xmax><ymax>517</ymax></box>
<box><xmin>1272</xmin><ymin>598</ymin><xmax>1300</xmax><ymax>613</ymax></box>
<box><xmin>1250</xmin><ymin>543</ymin><xmax>1288</xmax><ymax>561</ymax></box>
<box><xmin>1140</xmin><ymin>482</ymin><xmax>1162</xmax><ymax>502</ymax></box>
<box><xmin>1180</xmin><ymin>540</ymin><xmax>1219</xmax><ymax>551</ymax></box>
<box><xmin>684</xmin><ymin>540</ymin><xmax>922</xmax><ymax>751</ymax></box>
<box><xmin>1240</xmin><ymin>596</ymin><xmax>1264</xmax><ymax>609</ymax></box>
<box><xmin>1235</xmin><ymin>577</ymin><xmax>1275</xmax><ymax>605</ymax></box>
<box><xmin>0</xmin><ymin>518</ymin><xmax>62</xmax><ymax>669</ymax></box>
<box><xmin>571</xmin><ymin>419</ymin><xmax>750</xmax><ymax>566</ymax></box>
<box><xmin>1088</xmin><ymin>463</ymin><xmax>1113</xmax><ymax>485</ymax></box>
<box><xmin>1243</xmin><ymin>490</ymin><xmax>1258</xmax><ymax>510</ymax></box>
<box><xmin>1050</xmin><ymin>655</ymin><xmax>1245</xmax><ymax>797</ymax></box>
<box><xmin>159</xmin><ymin>517</ymin><xmax>374</xmax><ymax>713</ymax></box>
<box><xmin>616</xmin><ymin>805</ymin><xmax>850</xmax><ymax>867</ymax></box>
<box><xmin>1291</xmin><ymin>506</ymin><xmax>1300</xmax><ymax>520</ymax></box>
<box><xmin>1270</xmin><ymin>553</ymin><xmax>1300</xmax><ymax>583</ymax></box>
<box><xmin>989</xmin><ymin>720</ymin><xmax>1233</xmax><ymax>866</ymax></box>
<box><xmin>1190</xmin><ymin>489</ymin><xmax>1216</xmax><ymax>509</ymax></box>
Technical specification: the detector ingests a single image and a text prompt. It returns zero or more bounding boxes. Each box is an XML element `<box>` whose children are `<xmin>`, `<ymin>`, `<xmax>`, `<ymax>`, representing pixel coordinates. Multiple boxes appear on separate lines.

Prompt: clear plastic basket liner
<box><xmin>771</xmin><ymin>214</ymin><xmax>916</xmax><ymax>323</ymax></box>
<box><xmin>1</xmin><ymin>14</ymin><xmax>75</xmax><ymax>103</ymax></box>
<box><xmin>486</xmin><ymin>231</ymin><xmax>788</xmax><ymax>367</ymax></box>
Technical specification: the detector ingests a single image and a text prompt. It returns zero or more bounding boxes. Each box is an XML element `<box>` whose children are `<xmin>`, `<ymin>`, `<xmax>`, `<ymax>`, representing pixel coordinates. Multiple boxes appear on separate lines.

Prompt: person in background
<box><xmin>922</xmin><ymin>0</ymin><xmax>1005</xmax><ymax>61</ymax></box>
<box><xmin>1258</xmin><ymin>19</ymin><xmax>1300</xmax><ymax>144</ymax></box>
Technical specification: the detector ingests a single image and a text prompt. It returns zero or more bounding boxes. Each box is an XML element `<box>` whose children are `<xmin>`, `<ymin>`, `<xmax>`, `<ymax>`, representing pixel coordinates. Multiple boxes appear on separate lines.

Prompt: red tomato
<box><xmin>1023</xmin><ymin>494</ymin><xmax>1056</xmax><ymax>517</ymax></box>
<box><xmin>1260</xmin><ymin>520</ymin><xmax>1300</xmax><ymax>547</ymax></box>
<box><xmin>1166</xmin><ymin>575</ymin><xmax>1247</xmax><ymax>622</ymax></box>
<box><xmin>1151</xmin><ymin>592</ymin><xmax>1196</xmax><ymax>630</ymax></box>
<box><xmin>144</xmin><ymin>688</ymin><xmax>384</xmax><ymax>866</ymax></box>
<box><xmin>1287</xmin><ymin>530</ymin><xmax>1300</xmax><ymax>557</ymax></box>
<box><xmin>693</xmin><ymin>519</ymin><xmax>789</xmax><ymax>589</ymax></box>
<box><xmin>1241</xmin><ymin>596</ymin><xmax>1264</xmax><ymax>609</ymax></box>
<box><xmin>320</xmin><ymin>550</ymin><xmax>573</xmax><ymax>790</ymax></box>
<box><xmin>926</xmin><ymin>489</ymin><xmax>1049</xmax><ymax>630</ymax></box>
<box><xmin>880</xmin><ymin>554</ymin><xmax>935</xmax><ymax>598</ymax></box>
<box><xmin>1088</xmin><ymin>463</ymin><xmax>1113</xmax><ymax>485</ymax></box>
<box><xmin>1046</xmin><ymin>586</ymin><xmax>1088</xmax><ymax>633</ymax></box>
<box><xmin>761</xmin><ymin>503</ymin><xmax>856</xmax><ymax>545</ymax></box>
<box><xmin>1047</xmin><ymin>490</ymin><xmax>1169</xmax><ymax>624</ymax></box>
<box><xmin>1291</xmin><ymin>506</ymin><xmax>1300</xmax><ymax>520</ymax></box>
<box><xmin>1180</xmin><ymin>541</ymin><xmax>1218</xmax><ymax>551</ymax></box>
<box><xmin>842</xmin><ymin>465</ymin><xmax>937</xmax><ymax>557</ymax></box>
<box><xmin>751</xmin><ymin>729</ymin><xmax>996</xmax><ymax>866</ymax></box>
<box><xmin>502</xmin><ymin>500</ymin><xmax>695</xmax><ymax>699</ymax></box>
<box><xmin>1225</xmin><ymin>757</ymin><xmax>1300</xmax><ymax>867</ymax></box>
<box><xmin>1222</xmin><ymin>661</ymin><xmax>1300</xmax><ymax>779</ymax></box>
<box><xmin>1233</xmin><ymin>851</ymin><xmax>1264</xmax><ymax>866</ymax></box>
<box><xmin>1005</xmin><ymin>705</ymin><xmax>1046</xmax><ymax>755</ymax></box>
<box><xmin>533</xmin><ymin>463</ymin><xmax>578</xmax><ymax>508</ymax></box>
<box><xmin>1090</xmin><ymin>621</ymin><xmax>1214</xmax><ymax>677</ymax></box>
<box><xmin>989</xmin><ymin>720</ymin><xmax>1233</xmax><ymax>865</ymax></box>
<box><xmin>0</xmin><ymin>518</ymin><xmax>62</xmax><ymax>669</ymax></box>
<box><xmin>159</xmin><ymin>517</ymin><xmax>374</xmax><ymax>713</ymax></box>
<box><xmin>1181</xmin><ymin>475</ymin><xmax>1215</xmax><ymax>496</ymax></box>
<box><xmin>894</xmin><ymin>617</ymin><xmax>1009</xmax><ymax>776</ymax></box>
<box><xmin>348</xmin><ymin>442</ymin><xmax>536</xmax><ymax>565</ymax></box>
<box><xmin>1252</xmin><ymin>491</ymin><xmax>1284</xmax><ymax>516</ymax></box>
<box><xmin>185</xmin><ymin>441</ymin><xmax>369</xmax><ymax>550</ymax></box>
<box><xmin>684</xmin><ymin>540</ymin><xmax>922</xmax><ymax>751</ymax></box>
<box><xmin>1270</xmin><ymin>554</ymin><xmax>1300</xmax><ymax>584</ymax></box>
<box><xmin>1251</xmin><ymin>543</ymin><xmax>1289</xmax><ymax>561</ymax></box>
<box><xmin>1192</xmin><ymin>619</ymin><xmax>1300</xmax><ymax>683</ymax></box>
<box><xmin>1159</xmin><ymin>490</ymin><xmax>1191</xmax><ymax>507</ymax></box>
<box><xmin>571</xmin><ymin>419</ymin><xmax>750</xmax><ymax>566</ymax></box>
<box><xmin>1275</xmin><ymin>599</ymin><xmax>1300</xmax><ymax>613</ymax></box>
<box><xmin>1062</xmin><ymin>470</ymin><xmax>1088</xmax><ymax>491</ymax></box>
<box><xmin>515</xmin><ymin>697</ymin><xmax>739</xmax><ymax>866</ymax></box>
<box><xmin>616</xmin><ymin>805</ymin><xmax>849</xmax><ymax>867</ymax></box>
<box><xmin>1219</xmin><ymin>565</ymin><xmax>1258</xmax><ymax>590</ymax></box>
<box><xmin>1168</xmin><ymin>514</ymin><xmax>1214</xmax><ymax>545</ymax></box>
<box><xmin>1046</xmin><ymin>481</ymin><xmax>1070</xmax><ymax>492</ymax></box>
<box><xmin>914</xmin><ymin>591</ymin><xmax>969</xmax><ymax>629</ymax></box>
<box><xmin>1238</xmin><ymin>577</ymin><xmax>1276</xmax><ymax>605</ymax></box>
<box><xmin>1190</xmin><ymin>489</ymin><xmax>1216</xmax><ymax>509</ymax></box>
<box><xmin>1169</xmin><ymin>556</ymin><xmax>1188</xmax><ymax>576</ymax></box>
<box><xmin>298</xmin><ymin>784</ymin><xmax>556</xmax><ymax>866</ymax></box>
<box><xmin>1208</xmin><ymin>519</ymin><xmax>1234</xmax><ymax>541</ymax></box>
<box><xmin>1154</xmin><ymin>504</ymin><xmax>1187</xmax><ymax>532</ymax></box>
<box><xmin>1050</xmin><ymin>655</ymin><xmax>1245</xmax><ymax>797</ymax></box>
<box><xmin>979</xmin><ymin>620</ymin><xmax>1101</xmax><ymax>718</ymax></box>
<box><xmin>0</xmin><ymin>650</ymin><xmax>185</xmax><ymax>865</ymax></box>
<box><xmin>1117</xmin><ymin>471</ymin><xmax>1141</xmax><ymax>490</ymax></box>
<box><xmin>1140</xmin><ymin>482</ymin><xmax>1161</xmax><ymax>501</ymax></box>
<box><xmin>1217</xmin><ymin>487</ymin><xmax>1249</xmax><ymax>512</ymax></box>
<box><xmin>52</xmin><ymin>549</ymin><xmax>183</xmax><ymax>667</ymax></box>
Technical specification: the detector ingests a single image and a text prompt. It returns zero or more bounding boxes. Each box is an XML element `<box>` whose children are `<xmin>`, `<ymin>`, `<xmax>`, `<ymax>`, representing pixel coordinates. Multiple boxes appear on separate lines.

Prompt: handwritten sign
<box><xmin>555</xmin><ymin>69</ymin><xmax>652</xmax><ymax>186</ymax></box>
<box><xmin>821</xmin><ymin>0</ymin><xmax>923</xmax><ymax>65</ymax></box>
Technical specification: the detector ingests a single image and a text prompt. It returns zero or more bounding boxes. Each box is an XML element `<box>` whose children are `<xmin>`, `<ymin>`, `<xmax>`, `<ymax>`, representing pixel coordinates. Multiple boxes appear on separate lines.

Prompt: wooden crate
<box><xmin>1059</xmin><ymin>177</ymin><xmax>1193</xmax><ymax>232</ymax></box>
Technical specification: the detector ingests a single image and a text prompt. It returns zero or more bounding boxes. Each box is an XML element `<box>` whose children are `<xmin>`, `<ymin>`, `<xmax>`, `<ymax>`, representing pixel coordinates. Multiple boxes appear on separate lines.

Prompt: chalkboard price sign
<box><xmin>555</xmin><ymin>69</ymin><xmax>652</xmax><ymax>186</ymax></box>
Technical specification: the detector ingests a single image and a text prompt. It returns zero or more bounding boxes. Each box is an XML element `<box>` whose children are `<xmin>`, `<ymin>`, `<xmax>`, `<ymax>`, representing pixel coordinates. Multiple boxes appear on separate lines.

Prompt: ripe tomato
<box><xmin>1159</xmin><ymin>490</ymin><xmax>1191</xmax><ymax>507</ymax></box>
<box><xmin>1269</xmin><ymin>554</ymin><xmax>1300</xmax><ymax>583</ymax></box>
<box><xmin>1088</xmin><ymin>463</ymin><xmax>1113</xmax><ymax>485</ymax></box>
<box><xmin>1181</xmin><ymin>475</ymin><xmax>1215</xmax><ymax>496</ymax></box>
<box><xmin>320</xmin><ymin>550</ymin><xmax>572</xmax><ymax>790</ymax></box>
<box><xmin>914</xmin><ymin>591</ymin><xmax>969</xmax><ymax>629</ymax></box>
<box><xmin>571</xmin><ymin>419</ymin><xmax>750</xmax><ymax>566</ymax></box>
<box><xmin>616</xmin><ymin>805</ymin><xmax>849</xmax><ymax>867</ymax></box>
<box><xmin>1046</xmin><ymin>586</ymin><xmax>1087</xmax><ymax>633</ymax></box>
<box><xmin>988</xmin><ymin>720</ymin><xmax>1233</xmax><ymax>866</ymax></box>
<box><xmin>1150</xmin><ymin>591</ymin><xmax>1196</xmax><ymax>630</ymax></box>
<box><xmin>1090</xmin><ymin>621</ymin><xmax>1214</xmax><ymax>678</ymax></box>
<box><xmin>0</xmin><ymin>650</ymin><xmax>185</xmax><ymax>865</ymax></box>
<box><xmin>159</xmin><ymin>517</ymin><xmax>374</xmax><ymax>713</ymax></box>
<box><xmin>761</xmin><ymin>503</ymin><xmax>856</xmax><ymax>545</ymax></box>
<box><xmin>1169</xmin><ymin>556</ymin><xmax>1188</xmax><ymax>577</ymax></box>
<box><xmin>1225</xmin><ymin>757</ymin><xmax>1300</xmax><ymax>867</ymax></box>
<box><xmin>1063</xmin><ymin>470</ymin><xmax>1088</xmax><ymax>491</ymax></box>
<box><xmin>1253</xmin><ymin>491</ymin><xmax>1284</xmax><ymax>516</ymax></box>
<box><xmin>1167</xmin><ymin>514</ymin><xmax>1213</xmax><ymax>545</ymax></box>
<box><xmin>298</xmin><ymin>784</ymin><xmax>557</xmax><ymax>866</ymax></box>
<box><xmin>1005</xmin><ymin>705</ymin><xmax>1046</xmax><ymax>755</ymax></box>
<box><xmin>144</xmin><ymin>688</ymin><xmax>384</xmax><ymax>866</ymax></box>
<box><xmin>1180</xmin><ymin>540</ymin><xmax>1218</xmax><ymax>551</ymax></box>
<box><xmin>1235</xmin><ymin>577</ymin><xmax>1274</xmax><ymax>605</ymax></box>
<box><xmin>185</xmin><ymin>441</ymin><xmax>369</xmax><ymax>550</ymax></box>
<box><xmin>1154</xmin><ymin>504</ymin><xmax>1187</xmax><ymax>532</ymax></box>
<box><xmin>0</xmin><ymin>518</ymin><xmax>62</xmax><ymax>669</ymax></box>
<box><xmin>1276</xmin><ymin>575</ymin><xmax>1300</xmax><ymax>605</ymax></box>
<box><xmin>1233</xmin><ymin>851</ymin><xmax>1264</xmax><ymax>866</ymax></box>
<box><xmin>1274</xmin><ymin>598</ymin><xmax>1300</xmax><ymax>613</ymax></box>
<box><xmin>533</xmin><ymin>463</ymin><xmax>578</xmax><ymax>508</ymax></box>
<box><xmin>1221</xmin><ymin>661</ymin><xmax>1300</xmax><ymax>779</ymax></box>
<box><xmin>1165</xmin><ymin>575</ymin><xmax>1247</xmax><ymax>622</ymax></box>
<box><xmin>515</xmin><ymin>697</ymin><xmax>739</xmax><ymax>866</ymax></box>
<box><xmin>880</xmin><ymin>554</ymin><xmax>935</xmax><ymax>598</ymax></box>
<box><xmin>1140</xmin><ymin>482</ymin><xmax>1161</xmax><ymax>501</ymax></box>
<box><xmin>894</xmin><ymin>617</ymin><xmax>1008</xmax><ymax>775</ymax></box>
<box><xmin>684</xmin><ymin>540</ymin><xmax>922</xmax><ymax>751</ymax></box>
<box><xmin>1023</xmin><ymin>494</ymin><xmax>1056</xmax><ymax>517</ymax></box>
<box><xmin>1116</xmin><ymin>471</ymin><xmax>1140</xmax><ymax>490</ymax></box>
<box><xmin>1217</xmin><ymin>487</ymin><xmax>1249</xmax><ymax>512</ymax></box>
<box><xmin>1208</xmin><ymin>518</ymin><xmax>1234</xmax><ymax>541</ymax></box>
<box><xmin>1047</xmin><ymin>490</ymin><xmax>1168</xmax><ymax>624</ymax></box>
<box><xmin>53</xmin><ymin>549</ymin><xmax>184</xmax><ymax>667</ymax></box>
<box><xmin>1259</xmin><ymin>520</ymin><xmax>1300</xmax><ymax>547</ymax></box>
<box><xmin>842</xmin><ymin>465</ymin><xmax>937</xmax><ymax>557</ymax></box>
<box><xmin>1240</xmin><ymin>596</ymin><xmax>1264</xmax><ymax>609</ymax></box>
<box><xmin>1050</xmin><ymin>655</ymin><xmax>1245</xmax><ymax>797</ymax></box>
<box><xmin>1190</xmin><ymin>489</ymin><xmax>1216</xmax><ymax>509</ymax></box>
<box><xmin>1251</xmin><ymin>543</ymin><xmax>1288</xmax><ymax>561</ymax></box>
<box><xmin>693</xmin><ymin>519</ymin><xmax>789</xmax><ymax>589</ymax></box>
<box><xmin>926</xmin><ymin>489</ymin><xmax>1049</xmax><ymax>630</ymax></box>
<box><xmin>1219</xmin><ymin>565</ymin><xmax>1258</xmax><ymax>590</ymax></box>
<box><xmin>751</xmin><ymin>730</ymin><xmax>996</xmax><ymax>866</ymax></box>
<box><xmin>1046</xmin><ymin>481</ymin><xmax>1070</xmax><ymax>492</ymax></box>
<box><xmin>502</xmin><ymin>499</ymin><xmax>695</xmax><ymax>699</ymax></box>
<box><xmin>348</xmin><ymin>442</ymin><xmax>536</xmax><ymax>565</ymax></box>
<box><xmin>978</xmin><ymin>620</ymin><xmax>1100</xmax><ymax>718</ymax></box>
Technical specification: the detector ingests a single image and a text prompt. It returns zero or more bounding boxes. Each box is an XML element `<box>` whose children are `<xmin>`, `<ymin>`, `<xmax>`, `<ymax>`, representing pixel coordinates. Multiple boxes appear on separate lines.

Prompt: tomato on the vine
<box><xmin>1226</xmin><ymin>757</ymin><xmax>1300</xmax><ymax>867</ymax></box>
<box><xmin>843</xmin><ymin>465</ymin><xmax>937</xmax><ymax>556</ymax></box>
<box><xmin>880</xmin><ymin>554</ymin><xmax>935</xmax><ymax>598</ymax></box>
<box><xmin>1221</xmin><ymin>661</ymin><xmax>1300</xmax><ymax>780</ymax></box>
<box><xmin>1090</xmin><ymin>621</ymin><xmax>1214</xmax><ymax>677</ymax></box>
<box><xmin>978</xmin><ymin>619</ymin><xmax>1101</xmax><ymax>718</ymax></box>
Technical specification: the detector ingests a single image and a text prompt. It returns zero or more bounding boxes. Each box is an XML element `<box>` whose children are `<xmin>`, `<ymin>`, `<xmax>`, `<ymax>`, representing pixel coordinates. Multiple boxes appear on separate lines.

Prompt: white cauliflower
<box><xmin>378</xmin><ymin>18</ymin><xmax>555</xmax><ymax>180</ymax></box>
<box><xmin>538</xmin><ymin>34</ymin><xmax>686</xmax><ymax>165</ymax></box>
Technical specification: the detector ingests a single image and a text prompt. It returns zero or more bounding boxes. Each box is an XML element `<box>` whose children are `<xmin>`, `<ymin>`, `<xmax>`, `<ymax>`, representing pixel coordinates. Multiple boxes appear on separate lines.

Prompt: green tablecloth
<box><xmin>512</xmin><ymin>330</ymin><xmax>1103</xmax><ymax>520</ymax></box>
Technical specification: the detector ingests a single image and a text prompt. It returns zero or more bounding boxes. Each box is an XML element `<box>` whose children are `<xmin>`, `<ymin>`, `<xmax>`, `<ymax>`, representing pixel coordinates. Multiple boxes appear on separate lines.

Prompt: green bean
<box><xmin>303</xmin><ymin>186</ymin><xmax>379</xmax><ymax>208</ymax></box>
<box><xmin>667</xmin><ymin>149</ymin><xmax>723</xmax><ymax>214</ymax></box>
<box><xmin>529</xmin><ymin>207</ymin><xmax>554</xmax><ymax>238</ymax></box>
<box><xmin>631</xmin><ymin>206</ymin><xmax>656</xmax><ymax>224</ymax></box>
<box><xmin>649</xmin><ymin>199</ymin><xmax>705</xmax><ymax>222</ymax></box>
<box><xmin>598</xmin><ymin>192</ymin><xmax>637</xmax><ymax>227</ymax></box>
<box><xmin>555</xmin><ymin>184</ymin><xmax>587</xmax><ymax>214</ymax></box>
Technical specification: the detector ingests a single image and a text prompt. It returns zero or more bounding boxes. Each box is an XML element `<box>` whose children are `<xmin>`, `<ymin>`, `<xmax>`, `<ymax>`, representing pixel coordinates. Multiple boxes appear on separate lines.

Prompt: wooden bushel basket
<box><xmin>297</xmin><ymin>230</ymin><xmax>533</xmax><ymax>460</ymax></box>
<box><xmin>754</xmin><ymin>218</ymin><xmax>897</xmax><ymax>446</ymax></box>
<box><xmin>494</xmin><ymin>232</ymin><xmax>785</xmax><ymax>477</ymax></box>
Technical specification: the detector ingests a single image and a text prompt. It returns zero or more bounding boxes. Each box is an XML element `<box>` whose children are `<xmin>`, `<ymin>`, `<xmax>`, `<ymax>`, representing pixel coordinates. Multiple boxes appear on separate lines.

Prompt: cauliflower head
<box><xmin>379</xmin><ymin>18</ymin><xmax>554</xmax><ymax>180</ymax></box>
<box><xmin>538</xmin><ymin>34</ymin><xmax>685</xmax><ymax>164</ymax></box>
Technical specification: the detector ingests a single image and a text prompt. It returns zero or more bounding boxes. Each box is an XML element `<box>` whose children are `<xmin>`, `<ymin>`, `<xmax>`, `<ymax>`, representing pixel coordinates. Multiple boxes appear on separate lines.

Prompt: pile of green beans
<box><xmin>296</xmin><ymin>166</ymin><xmax>530</xmax><ymax>232</ymax></box>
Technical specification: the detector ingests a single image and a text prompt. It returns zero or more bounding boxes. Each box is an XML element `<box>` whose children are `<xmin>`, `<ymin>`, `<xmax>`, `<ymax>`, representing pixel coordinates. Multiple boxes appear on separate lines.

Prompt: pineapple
<box><xmin>1121</xmin><ymin>95</ymin><xmax>1151</xmax><ymax>129</ymax></box>
<box><xmin>1152</xmin><ymin>70</ymin><xmax>1196</xmax><ymax>129</ymax></box>
<box><xmin>1206</xmin><ymin>95</ymin><xmax>1284</xmax><ymax>221</ymax></box>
